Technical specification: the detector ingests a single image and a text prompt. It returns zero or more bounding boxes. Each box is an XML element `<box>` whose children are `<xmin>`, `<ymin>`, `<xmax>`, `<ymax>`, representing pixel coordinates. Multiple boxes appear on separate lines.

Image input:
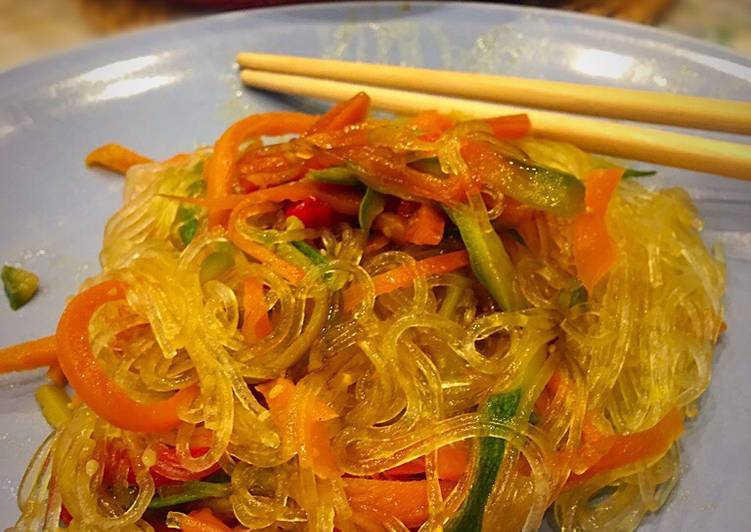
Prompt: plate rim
<box><xmin>1</xmin><ymin>1</ymin><xmax>750</xmax><ymax>88</ymax></box>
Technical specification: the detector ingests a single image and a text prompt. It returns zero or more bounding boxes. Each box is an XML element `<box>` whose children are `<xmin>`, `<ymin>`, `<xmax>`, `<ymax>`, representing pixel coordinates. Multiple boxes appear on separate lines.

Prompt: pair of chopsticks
<box><xmin>236</xmin><ymin>52</ymin><xmax>751</xmax><ymax>181</ymax></box>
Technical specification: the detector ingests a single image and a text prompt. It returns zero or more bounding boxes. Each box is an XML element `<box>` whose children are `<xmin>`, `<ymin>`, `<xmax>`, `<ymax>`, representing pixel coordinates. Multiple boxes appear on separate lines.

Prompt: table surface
<box><xmin>1</xmin><ymin>0</ymin><xmax>749</xmax><ymax>73</ymax></box>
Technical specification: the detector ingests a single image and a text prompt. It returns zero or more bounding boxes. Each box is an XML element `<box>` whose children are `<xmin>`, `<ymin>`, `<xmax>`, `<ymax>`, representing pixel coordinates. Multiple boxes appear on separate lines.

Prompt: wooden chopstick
<box><xmin>237</xmin><ymin>52</ymin><xmax>751</xmax><ymax>135</ymax></box>
<box><xmin>240</xmin><ymin>69</ymin><xmax>751</xmax><ymax>181</ymax></box>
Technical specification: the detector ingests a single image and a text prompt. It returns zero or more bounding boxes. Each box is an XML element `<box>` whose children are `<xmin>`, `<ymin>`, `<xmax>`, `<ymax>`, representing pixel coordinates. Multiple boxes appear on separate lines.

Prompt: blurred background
<box><xmin>1</xmin><ymin>0</ymin><xmax>749</xmax><ymax>71</ymax></box>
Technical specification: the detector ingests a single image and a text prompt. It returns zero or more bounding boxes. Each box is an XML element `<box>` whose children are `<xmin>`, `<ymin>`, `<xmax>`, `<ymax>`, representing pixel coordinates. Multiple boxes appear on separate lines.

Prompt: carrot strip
<box><xmin>161</xmin><ymin>153</ymin><xmax>190</xmax><ymax>165</ymax></box>
<box><xmin>229</xmin><ymin>234</ymin><xmax>305</xmax><ymax>285</ymax></box>
<box><xmin>56</xmin><ymin>280</ymin><xmax>198</xmax><ymax>433</ymax></box>
<box><xmin>565</xmin><ymin>408</ymin><xmax>684</xmax><ymax>489</ymax></box>
<box><xmin>307</xmin><ymin>92</ymin><xmax>371</xmax><ymax>134</ymax></box>
<box><xmin>0</xmin><ymin>335</ymin><xmax>57</xmax><ymax>374</ymax></box>
<box><xmin>168</xmin><ymin>181</ymin><xmax>361</xmax><ymax>216</ymax></box>
<box><xmin>227</xmin><ymin>201</ymin><xmax>306</xmax><ymax>285</ymax></box>
<box><xmin>572</xmin><ymin>168</ymin><xmax>623</xmax><ymax>292</ymax></box>
<box><xmin>85</xmin><ymin>143</ymin><xmax>152</xmax><ymax>174</ymax></box>
<box><xmin>342</xmin><ymin>250</ymin><xmax>470</xmax><ymax>311</ymax></box>
<box><xmin>205</xmin><ymin>112</ymin><xmax>318</xmax><ymax>226</ymax></box>
<box><xmin>176</xmin><ymin>508</ymin><xmax>232</xmax><ymax>532</ymax></box>
<box><xmin>403</xmin><ymin>203</ymin><xmax>445</xmax><ymax>245</ymax></box>
<box><xmin>46</xmin><ymin>363</ymin><xmax>67</xmax><ymax>386</ymax></box>
<box><xmin>258</xmin><ymin>378</ymin><xmax>339</xmax><ymax>478</ymax></box>
<box><xmin>384</xmin><ymin>441</ymin><xmax>469</xmax><ymax>481</ymax></box>
<box><xmin>484</xmin><ymin>114</ymin><xmax>531</xmax><ymax>139</ymax></box>
<box><xmin>343</xmin><ymin>478</ymin><xmax>453</xmax><ymax>529</ymax></box>
<box><xmin>411</xmin><ymin>110</ymin><xmax>455</xmax><ymax>141</ymax></box>
<box><xmin>241</xmin><ymin>276</ymin><xmax>272</xmax><ymax>343</ymax></box>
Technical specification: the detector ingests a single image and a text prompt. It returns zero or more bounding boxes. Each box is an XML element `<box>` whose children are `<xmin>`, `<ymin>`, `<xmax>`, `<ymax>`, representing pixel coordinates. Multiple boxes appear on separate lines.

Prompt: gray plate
<box><xmin>0</xmin><ymin>2</ymin><xmax>749</xmax><ymax>530</ymax></box>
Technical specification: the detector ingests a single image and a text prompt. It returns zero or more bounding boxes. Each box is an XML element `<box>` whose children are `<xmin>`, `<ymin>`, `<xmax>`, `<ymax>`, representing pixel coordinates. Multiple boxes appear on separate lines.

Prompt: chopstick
<box><xmin>239</xmin><ymin>69</ymin><xmax>751</xmax><ymax>181</ymax></box>
<box><xmin>237</xmin><ymin>52</ymin><xmax>751</xmax><ymax>135</ymax></box>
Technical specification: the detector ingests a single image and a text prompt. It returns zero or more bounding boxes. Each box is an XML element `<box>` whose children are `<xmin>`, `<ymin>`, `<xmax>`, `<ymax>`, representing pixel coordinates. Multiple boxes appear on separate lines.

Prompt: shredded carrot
<box><xmin>257</xmin><ymin>378</ymin><xmax>339</xmax><ymax>478</ymax></box>
<box><xmin>497</xmin><ymin>197</ymin><xmax>535</xmax><ymax>226</ymax></box>
<box><xmin>85</xmin><ymin>143</ymin><xmax>152</xmax><ymax>174</ymax></box>
<box><xmin>343</xmin><ymin>250</ymin><xmax>470</xmax><ymax>311</ymax></box>
<box><xmin>411</xmin><ymin>110</ymin><xmax>455</xmax><ymax>141</ymax></box>
<box><xmin>241</xmin><ymin>276</ymin><xmax>272</xmax><ymax>343</ymax></box>
<box><xmin>176</xmin><ymin>508</ymin><xmax>232</xmax><ymax>532</ymax></box>
<box><xmin>161</xmin><ymin>153</ymin><xmax>190</xmax><ymax>165</ymax></box>
<box><xmin>56</xmin><ymin>280</ymin><xmax>198</xmax><ymax>433</ymax></box>
<box><xmin>205</xmin><ymin>112</ymin><xmax>318</xmax><ymax>227</ymax></box>
<box><xmin>343</xmin><ymin>478</ymin><xmax>453</xmax><ymax>529</ymax></box>
<box><xmin>332</xmin><ymin>145</ymin><xmax>463</xmax><ymax>204</ymax></box>
<box><xmin>227</xmin><ymin>201</ymin><xmax>306</xmax><ymax>285</ymax></box>
<box><xmin>168</xmin><ymin>180</ymin><xmax>361</xmax><ymax>216</ymax></box>
<box><xmin>229</xmin><ymin>233</ymin><xmax>305</xmax><ymax>285</ymax></box>
<box><xmin>535</xmin><ymin>371</ymin><xmax>617</xmax><ymax>474</ymax></box>
<box><xmin>484</xmin><ymin>114</ymin><xmax>532</xmax><ymax>139</ymax></box>
<box><xmin>0</xmin><ymin>335</ymin><xmax>57</xmax><ymax>374</ymax></box>
<box><xmin>403</xmin><ymin>203</ymin><xmax>445</xmax><ymax>245</ymax></box>
<box><xmin>372</xmin><ymin>213</ymin><xmax>409</xmax><ymax>243</ymax></box>
<box><xmin>307</xmin><ymin>92</ymin><xmax>371</xmax><ymax>134</ymax></box>
<box><xmin>384</xmin><ymin>441</ymin><xmax>469</xmax><ymax>481</ymax></box>
<box><xmin>363</xmin><ymin>234</ymin><xmax>390</xmax><ymax>256</ymax></box>
<box><xmin>572</xmin><ymin>168</ymin><xmax>623</xmax><ymax>292</ymax></box>
<box><xmin>46</xmin><ymin>363</ymin><xmax>67</xmax><ymax>386</ymax></box>
<box><xmin>565</xmin><ymin>408</ymin><xmax>684</xmax><ymax>489</ymax></box>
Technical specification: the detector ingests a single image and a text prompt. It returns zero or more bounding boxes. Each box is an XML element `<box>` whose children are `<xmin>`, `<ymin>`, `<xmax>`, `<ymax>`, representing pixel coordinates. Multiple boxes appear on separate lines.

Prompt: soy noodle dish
<box><xmin>2</xmin><ymin>92</ymin><xmax>725</xmax><ymax>532</ymax></box>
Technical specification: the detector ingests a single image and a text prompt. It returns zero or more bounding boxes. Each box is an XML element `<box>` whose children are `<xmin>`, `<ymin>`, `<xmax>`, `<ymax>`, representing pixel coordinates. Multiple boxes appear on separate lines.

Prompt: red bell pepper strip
<box><xmin>285</xmin><ymin>196</ymin><xmax>336</xmax><ymax>228</ymax></box>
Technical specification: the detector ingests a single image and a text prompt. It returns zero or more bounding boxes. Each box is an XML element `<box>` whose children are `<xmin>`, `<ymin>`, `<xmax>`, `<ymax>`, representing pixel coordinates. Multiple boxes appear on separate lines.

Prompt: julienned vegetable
<box><xmin>55</xmin><ymin>280</ymin><xmax>198</xmax><ymax>433</ymax></box>
<box><xmin>572</xmin><ymin>168</ymin><xmax>623</xmax><ymax>292</ymax></box>
<box><xmin>445</xmin><ymin>197</ymin><xmax>520</xmax><ymax>312</ymax></box>
<box><xmin>148</xmin><ymin>480</ymin><xmax>230</xmax><ymax>509</ymax></box>
<box><xmin>358</xmin><ymin>187</ymin><xmax>385</xmax><ymax>235</ymax></box>
<box><xmin>6</xmin><ymin>94</ymin><xmax>726</xmax><ymax>532</ymax></box>
<box><xmin>462</xmin><ymin>141</ymin><xmax>585</xmax><ymax>218</ymax></box>
<box><xmin>35</xmin><ymin>383</ymin><xmax>71</xmax><ymax>429</ymax></box>
<box><xmin>2</xmin><ymin>265</ymin><xmax>39</xmax><ymax>310</ymax></box>
<box><xmin>446</xmin><ymin>390</ymin><xmax>521</xmax><ymax>532</ymax></box>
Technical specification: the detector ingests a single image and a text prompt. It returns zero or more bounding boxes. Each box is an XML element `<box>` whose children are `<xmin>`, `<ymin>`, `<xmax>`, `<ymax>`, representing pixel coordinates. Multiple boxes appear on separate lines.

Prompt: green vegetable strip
<box><xmin>507</xmin><ymin>161</ymin><xmax>585</xmax><ymax>218</ymax></box>
<box><xmin>444</xmin><ymin>196</ymin><xmax>520</xmax><ymax>312</ymax></box>
<box><xmin>291</xmin><ymin>241</ymin><xmax>328</xmax><ymax>267</ymax></box>
<box><xmin>622</xmin><ymin>168</ymin><xmax>657</xmax><ymax>179</ymax></box>
<box><xmin>358</xmin><ymin>188</ymin><xmax>385</xmax><ymax>236</ymax></box>
<box><xmin>445</xmin><ymin>390</ymin><xmax>521</xmax><ymax>532</ymax></box>
<box><xmin>35</xmin><ymin>384</ymin><xmax>71</xmax><ymax>429</ymax></box>
<box><xmin>2</xmin><ymin>265</ymin><xmax>39</xmax><ymax>310</ymax></box>
<box><xmin>442</xmin><ymin>191</ymin><xmax>530</xmax><ymax>530</ymax></box>
<box><xmin>307</xmin><ymin>166</ymin><xmax>361</xmax><ymax>186</ymax></box>
<box><xmin>438</xmin><ymin>282</ymin><xmax>467</xmax><ymax>319</ymax></box>
<box><xmin>199</xmin><ymin>251</ymin><xmax>234</xmax><ymax>284</ymax></box>
<box><xmin>148</xmin><ymin>481</ymin><xmax>230</xmax><ymax>509</ymax></box>
<box><xmin>179</xmin><ymin>217</ymin><xmax>199</xmax><ymax>246</ymax></box>
<box><xmin>569</xmin><ymin>285</ymin><xmax>588</xmax><ymax>307</ymax></box>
